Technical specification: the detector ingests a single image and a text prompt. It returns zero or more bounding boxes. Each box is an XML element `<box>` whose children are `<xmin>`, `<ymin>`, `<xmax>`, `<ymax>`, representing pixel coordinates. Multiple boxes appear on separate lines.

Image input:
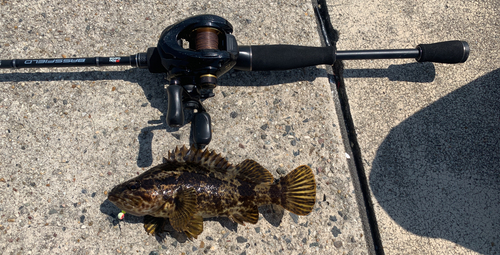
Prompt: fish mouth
<box><xmin>107</xmin><ymin>192</ymin><xmax>120</xmax><ymax>204</ymax></box>
<box><xmin>107</xmin><ymin>189</ymin><xmax>128</xmax><ymax>210</ymax></box>
<box><xmin>107</xmin><ymin>185</ymin><xmax>161</xmax><ymax>216</ymax></box>
<box><xmin>107</xmin><ymin>186</ymin><xmax>139</xmax><ymax>214</ymax></box>
<box><xmin>107</xmin><ymin>185</ymin><xmax>126</xmax><ymax>204</ymax></box>
<box><xmin>108</xmin><ymin>193</ymin><xmax>145</xmax><ymax>216</ymax></box>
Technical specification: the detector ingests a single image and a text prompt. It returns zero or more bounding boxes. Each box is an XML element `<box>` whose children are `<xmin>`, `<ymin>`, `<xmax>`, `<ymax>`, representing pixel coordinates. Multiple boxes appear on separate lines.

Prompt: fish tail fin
<box><xmin>279</xmin><ymin>165</ymin><xmax>316</xmax><ymax>216</ymax></box>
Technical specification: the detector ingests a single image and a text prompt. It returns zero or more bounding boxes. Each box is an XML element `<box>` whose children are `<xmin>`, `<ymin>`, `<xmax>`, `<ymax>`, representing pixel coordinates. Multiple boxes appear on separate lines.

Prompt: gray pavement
<box><xmin>1</xmin><ymin>0</ymin><xmax>498</xmax><ymax>255</ymax></box>
<box><xmin>327</xmin><ymin>0</ymin><xmax>500</xmax><ymax>254</ymax></box>
<box><xmin>0</xmin><ymin>1</ymin><xmax>368</xmax><ymax>254</ymax></box>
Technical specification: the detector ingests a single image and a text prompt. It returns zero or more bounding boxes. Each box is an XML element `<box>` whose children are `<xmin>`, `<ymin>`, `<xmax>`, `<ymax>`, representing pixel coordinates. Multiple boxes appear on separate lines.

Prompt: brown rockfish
<box><xmin>108</xmin><ymin>146</ymin><xmax>316</xmax><ymax>239</ymax></box>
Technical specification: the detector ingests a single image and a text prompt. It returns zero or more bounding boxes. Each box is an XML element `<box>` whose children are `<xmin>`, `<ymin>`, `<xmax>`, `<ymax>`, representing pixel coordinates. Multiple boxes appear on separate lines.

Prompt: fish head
<box><xmin>108</xmin><ymin>178</ymin><xmax>165</xmax><ymax>216</ymax></box>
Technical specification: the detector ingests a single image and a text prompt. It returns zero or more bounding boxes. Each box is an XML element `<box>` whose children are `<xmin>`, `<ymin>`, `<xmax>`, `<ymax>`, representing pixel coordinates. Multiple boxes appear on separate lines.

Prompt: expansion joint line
<box><xmin>312</xmin><ymin>0</ymin><xmax>385</xmax><ymax>254</ymax></box>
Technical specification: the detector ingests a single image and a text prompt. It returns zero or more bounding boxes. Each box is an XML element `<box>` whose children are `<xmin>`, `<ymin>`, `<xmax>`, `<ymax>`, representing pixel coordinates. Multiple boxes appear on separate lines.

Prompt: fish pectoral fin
<box><xmin>184</xmin><ymin>213</ymin><xmax>203</xmax><ymax>240</ymax></box>
<box><xmin>143</xmin><ymin>215</ymin><xmax>167</xmax><ymax>235</ymax></box>
<box><xmin>229</xmin><ymin>205</ymin><xmax>259</xmax><ymax>225</ymax></box>
<box><xmin>170</xmin><ymin>187</ymin><xmax>197</xmax><ymax>232</ymax></box>
<box><xmin>235</xmin><ymin>159</ymin><xmax>274</xmax><ymax>184</ymax></box>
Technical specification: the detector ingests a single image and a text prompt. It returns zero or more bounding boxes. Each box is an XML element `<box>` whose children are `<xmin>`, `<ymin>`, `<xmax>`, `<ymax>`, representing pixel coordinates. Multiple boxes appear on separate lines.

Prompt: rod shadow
<box><xmin>0</xmin><ymin>62</ymin><xmax>435</xmax><ymax>167</ymax></box>
<box><xmin>0</xmin><ymin>69</ymin><xmax>179</xmax><ymax>167</ymax></box>
<box><xmin>369</xmin><ymin>68</ymin><xmax>500</xmax><ymax>254</ymax></box>
<box><xmin>343</xmin><ymin>62</ymin><xmax>435</xmax><ymax>82</ymax></box>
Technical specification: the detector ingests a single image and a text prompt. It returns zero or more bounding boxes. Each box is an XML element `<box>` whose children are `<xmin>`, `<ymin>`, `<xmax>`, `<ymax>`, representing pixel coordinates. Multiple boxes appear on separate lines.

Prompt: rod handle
<box><xmin>416</xmin><ymin>41</ymin><xmax>469</xmax><ymax>63</ymax></box>
<box><xmin>235</xmin><ymin>45</ymin><xmax>335</xmax><ymax>71</ymax></box>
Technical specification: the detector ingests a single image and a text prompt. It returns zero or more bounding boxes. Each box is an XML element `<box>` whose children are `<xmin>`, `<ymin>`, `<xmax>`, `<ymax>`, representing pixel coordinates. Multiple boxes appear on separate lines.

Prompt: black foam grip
<box><xmin>417</xmin><ymin>41</ymin><xmax>469</xmax><ymax>63</ymax></box>
<box><xmin>251</xmin><ymin>45</ymin><xmax>336</xmax><ymax>71</ymax></box>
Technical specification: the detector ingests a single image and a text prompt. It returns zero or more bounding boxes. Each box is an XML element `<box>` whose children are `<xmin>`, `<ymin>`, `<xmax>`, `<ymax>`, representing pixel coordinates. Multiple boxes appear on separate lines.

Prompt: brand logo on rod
<box><xmin>24</xmin><ymin>59</ymin><xmax>86</xmax><ymax>64</ymax></box>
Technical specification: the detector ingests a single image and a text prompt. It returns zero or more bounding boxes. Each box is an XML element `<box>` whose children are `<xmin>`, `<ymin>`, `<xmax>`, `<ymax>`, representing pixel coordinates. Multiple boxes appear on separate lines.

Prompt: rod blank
<box><xmin>336</xmin><ymin>49</ymin><xmax>420</xmax><ymax>60</ymax></box>
<box><xmin>0</xmin><ymin>54</ymin><xmax>148</xmax><ymax>69</ymax></box>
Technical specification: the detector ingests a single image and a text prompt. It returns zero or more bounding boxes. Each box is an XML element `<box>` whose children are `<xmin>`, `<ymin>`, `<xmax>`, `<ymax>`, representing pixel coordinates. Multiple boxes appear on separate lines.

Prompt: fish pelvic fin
<box><xmin>143</xmin><ymin>215</ymin><xmax>167</xmax><ymax>236</ymax></box>
<box><xmin>184</xmin><ymin>213</ymin><xmax>203</xmax><ymax>240</ymax></box>
<box><xmin>235</xmin><ymin>159</ymin><xmax>274</xmax><ymax>184</ymax></box>
<box><xmin>170</xmin><ymin>187</ymin><xmax>197</xmax><ymax>232</ymax></box>
<box><xmin>279</xmin><ymin>165</ymin><xmax>316</xmax><ymax>216</ymax></box>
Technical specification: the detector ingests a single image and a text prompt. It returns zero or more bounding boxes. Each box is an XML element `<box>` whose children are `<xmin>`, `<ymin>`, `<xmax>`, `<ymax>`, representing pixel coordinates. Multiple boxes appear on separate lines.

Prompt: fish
<box><xmin>108</xmin><ymin>146</ymin><xmax>316</xmax><ymax>239</ymax></box>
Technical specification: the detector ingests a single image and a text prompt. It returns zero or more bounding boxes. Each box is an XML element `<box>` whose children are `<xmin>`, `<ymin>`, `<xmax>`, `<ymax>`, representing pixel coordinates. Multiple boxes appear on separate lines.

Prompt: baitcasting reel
<box><xmin>0</xmin><ymin>15</ymin><xmax>470</xmax><ymax>147</ymax></box>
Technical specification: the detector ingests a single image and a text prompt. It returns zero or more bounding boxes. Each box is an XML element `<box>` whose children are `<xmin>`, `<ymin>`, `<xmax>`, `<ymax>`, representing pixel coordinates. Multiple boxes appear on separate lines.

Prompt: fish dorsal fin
<box><xmin>170</xmin><ymin>187</ymin><xmax>197</xmax><ymax>233</ymax></box>
<box><xmin>235</xmin><ymin>159</ymin><xmax>274</xmax><ymax>184</ymax></box>
<box><xmin>164</xmin><ymin>146</ymin><xmax>234</xmax><ymax>176</ymax></box>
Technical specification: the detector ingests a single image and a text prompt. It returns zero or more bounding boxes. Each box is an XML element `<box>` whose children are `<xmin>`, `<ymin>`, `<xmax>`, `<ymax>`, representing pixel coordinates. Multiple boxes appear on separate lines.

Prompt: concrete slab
<box><xmin>326</xmin><ymin>0</ymin><xmax>499</xmax><ymax>254</ymax></box>
<box><xmin>0</xmin><ymin>1</ymin><xmax>370</xmax><ymax>254</ymax></box>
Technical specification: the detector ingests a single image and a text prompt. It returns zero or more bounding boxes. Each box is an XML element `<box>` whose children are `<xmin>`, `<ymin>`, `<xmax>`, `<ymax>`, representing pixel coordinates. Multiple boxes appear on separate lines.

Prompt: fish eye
<box><xmin>127</xmin><ymin>182</ymin><xmax>139</xmax><ymax>190</ymax></box>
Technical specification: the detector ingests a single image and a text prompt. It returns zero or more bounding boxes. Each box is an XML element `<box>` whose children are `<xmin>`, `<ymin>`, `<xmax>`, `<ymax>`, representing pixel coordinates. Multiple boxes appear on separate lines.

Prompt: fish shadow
<box><xmin>99</xmin><ymin>199</ymin><xmax>286</xmax><ymax>243</ymax></box>
<box><xmin>99</xmin><ymin>199</ymin><xmax>187</xmax><ymax>242</ymax></box>
<box><xmin>100</xmin><ymin>199</ymin><xmax>143</xmax><ymax>227</ymax></box>
<box><xmin>259</xmin><ymin>204</ymin><xmax>285</xmax><ymax>227</ymax></box>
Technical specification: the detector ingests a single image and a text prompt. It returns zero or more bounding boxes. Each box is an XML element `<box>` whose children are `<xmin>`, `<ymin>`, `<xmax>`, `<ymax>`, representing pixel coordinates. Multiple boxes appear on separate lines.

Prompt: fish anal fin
<box><xmin>143</xmin><ymin>215</ymin><xmax>167</xmax><ymax>236</ymax></box>
<box><xmin>229</xmin><ymin>205</ymin><xmax>259</xmax><ymax>225</ymax></box>
<box><xmin>236</xmin><ymin>159</ymin><xmax>274</xmax><ymax>184</ymax></box>
<box><xmin>170</xmin><ymin>187</ymin><xmax>197</xmax><ymax>232</ymax></box>
<box><xmin>184</xmin><ymin>213</ymin><xmax>204</xmax><ymax>240</ymax></box>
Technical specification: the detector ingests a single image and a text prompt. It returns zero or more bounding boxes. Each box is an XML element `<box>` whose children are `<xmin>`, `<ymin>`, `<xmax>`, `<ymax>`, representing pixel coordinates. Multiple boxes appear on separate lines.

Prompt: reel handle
<box><xmin>165</xmin><ymin>85</ymin><xmax>185</xmax><ymax>128</ymax></box>
<box><xmin>191</xmin><ymin>112</ymin><xmax>212</xmax><ymax>146</ymax></box>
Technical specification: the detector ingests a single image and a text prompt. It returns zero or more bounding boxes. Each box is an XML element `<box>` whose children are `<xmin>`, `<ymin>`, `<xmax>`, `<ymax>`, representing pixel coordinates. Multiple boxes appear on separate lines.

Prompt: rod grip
<box><xmin>416</xmin><ymin>41</ymin><xmax>469</xmax><ymax>63</ymax></box>
<box><xmin>246</xmin><ymin>45</ymin><xmax>336</xmax><ymax>71</ymax></box>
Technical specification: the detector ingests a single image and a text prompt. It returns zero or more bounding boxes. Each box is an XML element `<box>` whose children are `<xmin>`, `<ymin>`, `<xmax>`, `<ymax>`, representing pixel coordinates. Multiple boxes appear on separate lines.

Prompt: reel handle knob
<box><xmin>166</xmin><ymin>85</ymin><xmax>185</xmax><ymax>127</ymax></box>
<box><xmin>191</xmin><ymin>112</ymin><xmax>212</xmax><ymax>146</ymax></box>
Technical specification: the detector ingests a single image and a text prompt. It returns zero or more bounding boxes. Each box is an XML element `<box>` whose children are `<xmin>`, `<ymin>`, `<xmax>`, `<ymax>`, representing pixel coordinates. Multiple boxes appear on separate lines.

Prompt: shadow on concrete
<box><xmin>218</xmin><ymin>67</ymin><xmax>327</xmax><ymax>87</ymax></box>
<box><xmin>370</xmin><ymin>68</ymin><xmax>500</xmax><ymax>254</ymax></box>
<box><xmin>343</xmin><ymin>62</ymin><xmax>435</xmax><ymax>82</ymax></box>
<box><xmin>0</xmin><ymin>67</ymin><xmax>326</xmax><ymax>167</ymax></box>
<box><xmin>0</xmin><ymin>69</ymin><xmax>180</xmax><ymax>167</ymax></box>
<box><xmin>99</xmin><ymin>199</ymin><xmax>236</xmax><ymax>243</ymax></box>
<box><xmin>259</xmin><ymin>204</ymin><xmax>285</xmax><ymax>227</ymax></box>
<box><xmin>0</xmin><ymin>62</ymin><xmax>432</xmax><ymax>168</ymax></box>
<box><xmin>99</xmin><ymin>198</ymin><xmax>285</xmax><ymax>243</ymax></box>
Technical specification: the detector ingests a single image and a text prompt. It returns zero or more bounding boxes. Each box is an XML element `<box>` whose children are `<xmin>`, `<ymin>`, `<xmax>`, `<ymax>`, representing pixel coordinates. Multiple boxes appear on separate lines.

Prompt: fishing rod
<box><xmin>0</xmin><ymin>15</ymin><xmax>469</xmax><ymax>147</ymax></box>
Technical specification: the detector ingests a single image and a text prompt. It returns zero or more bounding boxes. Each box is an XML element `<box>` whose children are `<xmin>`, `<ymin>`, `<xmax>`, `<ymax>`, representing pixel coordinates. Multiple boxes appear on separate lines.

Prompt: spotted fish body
<box><xmin>108</xmin><ymin>146</ymin><xmax>316</xmax><ymax>239</ymax></box>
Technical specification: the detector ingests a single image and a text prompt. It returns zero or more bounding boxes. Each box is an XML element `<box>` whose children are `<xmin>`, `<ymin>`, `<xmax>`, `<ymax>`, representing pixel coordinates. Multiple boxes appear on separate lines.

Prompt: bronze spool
<box><xmin>195</xmin><ymin>27</ymin><xmax>220</xmax><ymax>50</ymax></box>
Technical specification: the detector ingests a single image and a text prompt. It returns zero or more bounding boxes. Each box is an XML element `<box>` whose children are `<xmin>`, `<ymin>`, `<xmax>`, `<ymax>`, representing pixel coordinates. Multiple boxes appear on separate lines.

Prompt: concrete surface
<box><xmin>327</xmin><ymin>0</ymin><xmax>499</xmax><ymax>254</ymax></box>
<box><xmin>0</xmin><ymin>1</ymin><xmax>369</xmax><ymax>254</ymax></box>
<box><xmin>2</xmin><ymin>0</ymin><xmax>497</xmax><ymax>254</ymax></box>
